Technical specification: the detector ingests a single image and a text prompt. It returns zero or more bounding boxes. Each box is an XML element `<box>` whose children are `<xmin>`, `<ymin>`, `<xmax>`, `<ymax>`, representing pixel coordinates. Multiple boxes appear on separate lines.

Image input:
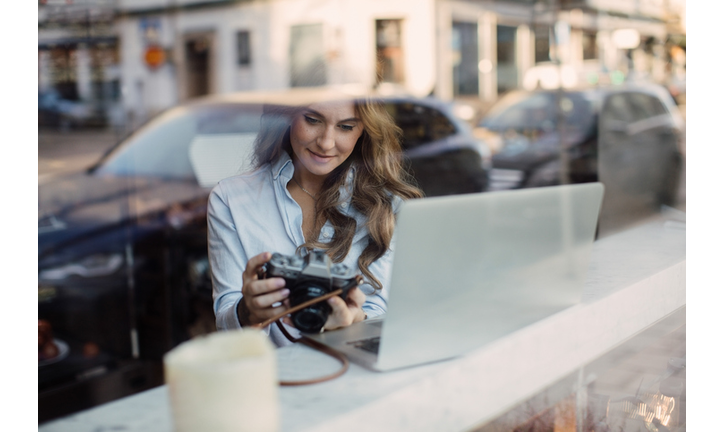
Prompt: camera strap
<box><xmin>252</xmin><ymin>288</ymin><xmax>343</xmax><ymax>330</ymax></box>
<box><xmin>252</xmin><ymin>275</ymin><xmax>363</xmax><ymax>330</ymax></box>
<box><xmin>250</xmin><ymin>287</ymin><xmax>354</xmax><ymax>386</ymax></box>
<box><xmin>274</xmin><ymin>321</ymin><xmax>350</xmax><ymax>386</ymax></box>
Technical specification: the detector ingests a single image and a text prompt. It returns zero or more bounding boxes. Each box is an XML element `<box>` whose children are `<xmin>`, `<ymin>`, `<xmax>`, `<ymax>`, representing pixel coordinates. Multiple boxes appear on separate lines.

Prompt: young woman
<box><xmin>207</xmin><ymin>96</ymin><xmax>422</xmax><ymax>347</ymax></box>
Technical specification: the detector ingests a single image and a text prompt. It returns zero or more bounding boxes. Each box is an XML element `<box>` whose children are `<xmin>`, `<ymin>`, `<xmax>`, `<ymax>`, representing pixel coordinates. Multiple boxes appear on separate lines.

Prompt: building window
<box><xmin>290</xmin><ymin>24</ymin><xmax>326</xmax><ymax>87</ymax></box>
<box><xmin>237</xmin><ymin>31</ymin><xmax>251</xmax><ymax>66</ymax></box>
<box><xmin>452</xmin><ymin>21</ymin><xmax>479</xmax><ymax>96</ymax></box>
<box><xmin>582</xmin><ymin>31</ymin><xmax>597</xmax><ymax>60</ymax></box>
<box><xmin>47</xmin><ymin>46</ymin><xmax>79</xmax><ymax>100</ymax></box>
<box><xmin>184</xmin><ymin>33</ymin><xmax>213</xmax><ymax>98</ymax></box>
<box><xmin>376</xmin><ymin>19</ymin><xmax>404</xmax><ymax>84</ymax></box>
<box><xmin>497</xmin><ymin>25</ymin><xmax>518</xmax><ymax>95</ymax></box>
<box><xmin>534</xmin><ymin>26</ymin><xmax>551</xmax><ymax>63</ymax></box>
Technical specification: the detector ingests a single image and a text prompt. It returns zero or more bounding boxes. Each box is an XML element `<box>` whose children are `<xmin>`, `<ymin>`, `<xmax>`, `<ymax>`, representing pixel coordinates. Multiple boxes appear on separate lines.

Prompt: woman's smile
<box><xmin>307</xmin><ymin>148</ymin><xmax>335</xmax><ymax>162</ymax></box>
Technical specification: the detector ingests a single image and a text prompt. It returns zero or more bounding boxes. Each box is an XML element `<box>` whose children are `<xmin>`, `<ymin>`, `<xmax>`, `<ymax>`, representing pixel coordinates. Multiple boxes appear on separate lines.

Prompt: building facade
<box><xmin>38</xmin><ymin>0</ymin><xmax>122</xmax><ymax>128</ymax></box>
<box><xmin>113</xmin><ymin>0</ymin><xmax>436</xmax><ymax>128</ymax></box>
<box><xmin>38</xmin><ymin>0</ymin><xmax>685</xmax><ymax>129</ymax></box>
<box><xmin>436</xmin><ymin>0</ymin><xmax>685</xmax><ymax>111</ymax></box>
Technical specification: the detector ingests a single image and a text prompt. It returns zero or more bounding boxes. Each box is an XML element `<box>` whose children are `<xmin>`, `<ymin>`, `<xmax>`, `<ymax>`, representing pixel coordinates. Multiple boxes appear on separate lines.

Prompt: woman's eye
<box><xmin>304</xmin><ymin>115</ymin><xmax>320</xmax><ymax>124</ymax></box>
<box><xmin>339</xmin><ymin>124</ymin><xmax>355</xmax><ymax>131</ymax></box>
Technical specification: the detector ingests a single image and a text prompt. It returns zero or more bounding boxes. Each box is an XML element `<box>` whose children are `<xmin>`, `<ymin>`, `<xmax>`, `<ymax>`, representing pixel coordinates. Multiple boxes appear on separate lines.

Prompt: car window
<box><xmin>626</xmin><ymin>92</ymin><xmax>668</xmax><ymax>120</ymax></box>
<box><xmin>197</xmin><ymin>106</ymin><xmax>264</xmax><ymax>134</ymax></box>
<box><xmin>189</xmin><ymin>133</ymin><xmax>258</xmax><ymax>187</ymax></box>
<box><xmin>385</xmin><ymin>102</ymin><xmax>457</xmax><ymax>149</ymax></box>
<box><xmin>95</xmin><ymin>104</ymin><xmax>264</xmax><ymax>180</ymax></box>
<box><xmin>626</xmin><ymin>93</ymin><xmax>656</xmax><ymax>121</ymax></box>
<box><xmin>647</xmin><ymin>96</ymin><xmax>668</xmax><ymax>116</ymax></box>
<box><xmin>620</xmin><ymin>92</ymin><xmax>676</xmax><ymax>135</ymax></box>
<box><xmin>600</xmin><ymin>93</ymin><xmax>635</xmax><ymax>130</ymax></box>
<box><xmin>479</xmin><ymin>92</ymin><xmax>594</xmax><ymax>132</ymax></box>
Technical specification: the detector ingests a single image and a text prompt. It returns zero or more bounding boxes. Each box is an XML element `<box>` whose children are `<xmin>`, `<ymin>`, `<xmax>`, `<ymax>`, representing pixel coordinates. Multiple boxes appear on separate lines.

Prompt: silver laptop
<box><xmin>305</xmin><ymin>183</ymin><xmax>605</xmax><ymax>372</ymax></box>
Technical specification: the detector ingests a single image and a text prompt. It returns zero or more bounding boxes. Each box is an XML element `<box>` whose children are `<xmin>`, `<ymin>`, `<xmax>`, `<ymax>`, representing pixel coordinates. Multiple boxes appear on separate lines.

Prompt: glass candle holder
<box><xmin>164</xmin><ymin>329</ymin><xmax>279</xmax><ymax>432</ymax></box>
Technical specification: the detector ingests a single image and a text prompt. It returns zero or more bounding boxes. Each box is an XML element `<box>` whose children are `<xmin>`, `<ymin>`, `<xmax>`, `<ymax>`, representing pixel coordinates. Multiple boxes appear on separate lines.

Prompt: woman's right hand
<box><xmin>238</xmin><ymin>252</ymin><xmax>290</xmax><ymax>327</ymax></box>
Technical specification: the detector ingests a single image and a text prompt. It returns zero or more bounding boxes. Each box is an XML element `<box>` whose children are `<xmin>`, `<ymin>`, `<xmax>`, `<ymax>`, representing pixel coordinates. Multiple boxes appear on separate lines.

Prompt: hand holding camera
<box><xmin>239</xmin><ymin>250</ymin><xmax>366</xmax><ymax>333</ymax></box>
<box><xmin>238</xmin><ymin>252</ymin><xmax>292</xmax><ymax>327</ymax></box>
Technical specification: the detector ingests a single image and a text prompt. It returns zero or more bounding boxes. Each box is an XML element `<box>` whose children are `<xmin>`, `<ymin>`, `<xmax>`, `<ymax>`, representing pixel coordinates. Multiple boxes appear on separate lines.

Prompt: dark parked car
<box><xmin>474</xmin><ymin>83</ymin><xmax>684</xmax><ymax>235</ymax></box>
<box><xmin>37</xmin><ymin>88</ymin><xmax>490</xmax><ymax>420</ymax></box>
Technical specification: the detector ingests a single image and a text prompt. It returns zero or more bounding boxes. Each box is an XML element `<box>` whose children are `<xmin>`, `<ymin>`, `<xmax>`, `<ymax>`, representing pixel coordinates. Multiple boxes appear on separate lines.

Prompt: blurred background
<box><xmin>38</xmin><ymin>0</ymin><xmax>686</xmax><ymax>133</ymax></box>
<box><xmin>38</xmin><ymin>0</ymin><xmax>686</xmax><ymax>428</ymax></box>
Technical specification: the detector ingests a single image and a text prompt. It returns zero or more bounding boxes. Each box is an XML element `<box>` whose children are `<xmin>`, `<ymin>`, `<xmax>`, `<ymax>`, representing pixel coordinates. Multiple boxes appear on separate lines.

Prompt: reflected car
<box><xmin>475</xmin><ymin>83</ymin><xmax>684</xmax><ymax>234</ymax></box>
<box><xmin>38</xmin><ymin>89</ymin><xmax>99</xmax><ymax>129</ymax></box>
<box><xmin>38</xmin><ymin>88</ymin><xmax>491</xmax><ymax>409</ymax></box>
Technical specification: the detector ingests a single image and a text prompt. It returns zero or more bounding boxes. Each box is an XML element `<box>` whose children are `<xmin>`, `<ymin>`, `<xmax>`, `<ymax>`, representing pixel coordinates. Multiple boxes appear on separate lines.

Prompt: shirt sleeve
<box><xmin>359</xmin><ymin>245</ymin><xmax>392</xmax><ymax>319</ymax></box>
<box><xmin>207</xmin><ymin>182</ymin><xmax>248</xmax><ymax>331</ymax></box>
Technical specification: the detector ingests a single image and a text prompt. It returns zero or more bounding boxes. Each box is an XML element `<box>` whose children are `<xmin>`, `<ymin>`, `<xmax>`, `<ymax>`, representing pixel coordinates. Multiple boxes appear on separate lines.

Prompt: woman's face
<box><xmin>289</xmin><ymin>100</ymin><xmax>363</xmax><ymax>179</ymax></box>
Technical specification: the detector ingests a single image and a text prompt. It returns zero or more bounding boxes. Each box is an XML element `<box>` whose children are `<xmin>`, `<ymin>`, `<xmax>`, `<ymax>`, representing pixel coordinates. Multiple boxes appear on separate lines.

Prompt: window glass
<box><xmin>648</xmin><ymin>95</ymin><xmax>668</xmax><ymax>116</ymax></box>
<box><xmin>184</xmin><ymin>35</ymin><xmax>212</xmax><ymax>98</ymax></box>
<box><xmin>534</xmin><ymin>26</ymin><xmax>551</xmax><ymax>63</ymax></box>
<box><xmin>626</xmin><ymin>92</ymin><xmax>668</xmax><ymax>120</ymax></box>
<box><xmin>386</xmin><ymin>102</ymin><xmax>457</xmax><ymax>149</ymax></box>
<box><xmin>582</xmin><ymin>31</ymin><xmax>598</xmax><ymax>60</ymax></box>
<box><xmin>497</xmin><ymin>25</ymin><xmax>518</xmax><ymax>94</ymax></box>
<box><xmin>376</xmin><ymin>19</ymin><xmax>405</xmax><ymax>84</ymax></box>
<box><xmin>601</xmin><ymin>93</ymin><xmax>634</xmax><ymax>125</ymax></box>
<box><xmin>625</xmin><ymin>93</ymin><xmax>656</xmax><ymax>122</ymax></box>
<box><xmin>452</xmin><ymin>21</ymin><xmax>479</xmax><ymax>96</ymax></box>
<box><xmin>290</xmin><ymin>24</ymin><xmax>326</xmax><ymax>87</ymax></box>
<box><xmin>95</xmin><ymin>104</ymin><xmax>263</xmax><ymax>179</ymax></box>
<box><xmin>237</xmin><ymin>31</ymin><xmax>251</xmax><ymax>66</ymax></box>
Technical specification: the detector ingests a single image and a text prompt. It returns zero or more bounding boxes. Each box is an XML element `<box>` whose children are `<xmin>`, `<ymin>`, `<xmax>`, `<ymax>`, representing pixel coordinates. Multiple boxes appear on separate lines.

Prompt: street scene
<box><xmin>38</xmin><ymin>0</ymin><xmax>686</xmax><ymax>430</ymax></box>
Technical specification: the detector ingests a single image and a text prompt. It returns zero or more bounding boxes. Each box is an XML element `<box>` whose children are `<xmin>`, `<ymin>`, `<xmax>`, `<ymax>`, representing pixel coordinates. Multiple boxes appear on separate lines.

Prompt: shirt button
<box><xmin>341</xmin><ymin>202</ymin><xmax>348</xmax><ymax>208</ymax></box>
<box><xmin>323</xmin><ymin>231</ymin><xmax>331</xmax><ymax>238</ymax></box>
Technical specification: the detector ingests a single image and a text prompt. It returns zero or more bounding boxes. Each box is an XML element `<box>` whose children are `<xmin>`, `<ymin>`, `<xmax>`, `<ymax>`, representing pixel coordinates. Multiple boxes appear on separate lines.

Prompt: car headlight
<box><xmin>38</xmin><ymin>253</ymin><xmax>124</xmax><ymax>281</ymax></box>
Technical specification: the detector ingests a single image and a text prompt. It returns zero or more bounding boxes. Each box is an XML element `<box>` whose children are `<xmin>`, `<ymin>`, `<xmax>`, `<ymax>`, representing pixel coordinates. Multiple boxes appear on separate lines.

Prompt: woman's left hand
<box><xmin>323</xmin><ymin>287</ymin><xmax>367</xmax><ymax>331</ymax></box>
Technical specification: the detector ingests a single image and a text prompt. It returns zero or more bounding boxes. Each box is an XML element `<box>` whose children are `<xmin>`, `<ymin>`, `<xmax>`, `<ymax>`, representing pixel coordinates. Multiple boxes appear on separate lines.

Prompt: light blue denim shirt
<box><xmin>207</xmin><ymin>151</ymin><xmax>397</xmax><ymax>347</ymax></box>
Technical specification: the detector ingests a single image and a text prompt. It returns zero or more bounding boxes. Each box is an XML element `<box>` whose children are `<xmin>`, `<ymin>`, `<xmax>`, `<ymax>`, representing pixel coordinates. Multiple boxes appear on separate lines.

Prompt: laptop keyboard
<box><xmin>347</xmin><ymin>336</ymin><xmax>381</xmax><ymax>354</ymax></box>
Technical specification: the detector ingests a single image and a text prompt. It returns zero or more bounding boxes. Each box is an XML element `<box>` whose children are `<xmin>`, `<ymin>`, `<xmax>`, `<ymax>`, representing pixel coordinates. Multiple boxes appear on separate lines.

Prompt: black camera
<box><xmin>264</xmin><ymin>250</ymin><xmax>361</xmax><ymax>333</ymax></box>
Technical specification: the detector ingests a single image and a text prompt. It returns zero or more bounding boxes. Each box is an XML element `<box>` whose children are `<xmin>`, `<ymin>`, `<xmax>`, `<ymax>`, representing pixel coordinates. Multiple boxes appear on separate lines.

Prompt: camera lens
<box><xmin>289</xmin><ymin>282</ymin><xmax>332</xmax><ymax>333</ymax></box>
<box><xmin>293</xmin><ymin>306</ymin><xmax>329</xmax><ymax>333</ymax></box>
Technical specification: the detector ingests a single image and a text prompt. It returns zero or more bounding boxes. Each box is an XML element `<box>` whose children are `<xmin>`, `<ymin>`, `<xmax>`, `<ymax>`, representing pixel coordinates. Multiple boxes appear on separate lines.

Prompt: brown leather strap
<box><xmin>247</xmin><ymin>286</ymin><xmax>358</xmax><ymax>386</ymax></box>
<box><xmin>275</xmin><ymin>321</ymin><xmax>350</xmax><ymax>386</ymax></box>
<box><xmin>250</xmin><ymin>288</ymin><xmax>343</xmax><ymax>330</ymax></box>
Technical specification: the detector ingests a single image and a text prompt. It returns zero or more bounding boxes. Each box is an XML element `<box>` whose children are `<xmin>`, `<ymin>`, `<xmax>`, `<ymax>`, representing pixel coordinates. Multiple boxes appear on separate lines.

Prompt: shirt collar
<box><xmin>271</xmin><ymin>151</ymin><xmax>294</xmax><ymax>181</ymax></box>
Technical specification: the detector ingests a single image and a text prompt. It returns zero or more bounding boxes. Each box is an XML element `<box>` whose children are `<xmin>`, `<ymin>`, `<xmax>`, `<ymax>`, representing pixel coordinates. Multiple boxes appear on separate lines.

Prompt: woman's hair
<box><xmin>252</xmin><ymin>98</ymin><xmax>423</xmax><ymax>292</ymax></box>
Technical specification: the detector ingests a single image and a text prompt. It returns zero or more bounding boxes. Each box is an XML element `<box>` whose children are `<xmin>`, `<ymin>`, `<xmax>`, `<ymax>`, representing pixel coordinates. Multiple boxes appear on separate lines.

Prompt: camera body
<box><xmin>265</xmin><ymin>250</ymin><xmax>361</xmax><ymax>333</ymax></box>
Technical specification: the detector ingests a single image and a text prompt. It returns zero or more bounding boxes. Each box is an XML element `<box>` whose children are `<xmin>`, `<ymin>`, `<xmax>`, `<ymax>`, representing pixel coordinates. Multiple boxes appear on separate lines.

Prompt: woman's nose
<box><xmin>317</xmin><ymin>127</ymin><xmax>336</xmax><ymax>151</ymax></box>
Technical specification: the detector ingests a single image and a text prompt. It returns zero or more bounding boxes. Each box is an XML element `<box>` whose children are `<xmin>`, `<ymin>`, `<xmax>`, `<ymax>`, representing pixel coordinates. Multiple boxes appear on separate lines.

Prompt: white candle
<box><xmin>164</xmin><ymin>329</ymin><xmax>279</xmax><ymax>432</ymax></box>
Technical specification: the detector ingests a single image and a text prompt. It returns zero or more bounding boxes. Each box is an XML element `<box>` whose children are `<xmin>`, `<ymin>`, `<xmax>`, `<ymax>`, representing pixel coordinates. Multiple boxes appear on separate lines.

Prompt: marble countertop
<box><xmin>39</xmin><ymin>212</ymin><xmax>686</xmax><ymax>432</ymax></box>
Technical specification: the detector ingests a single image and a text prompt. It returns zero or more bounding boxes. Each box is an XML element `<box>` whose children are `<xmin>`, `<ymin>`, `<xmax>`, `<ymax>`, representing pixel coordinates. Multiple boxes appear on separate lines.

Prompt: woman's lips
<box><xmin>308</xmin><ymin>149</ymin><xmax>334</xmax><ymax>163</ymax></box>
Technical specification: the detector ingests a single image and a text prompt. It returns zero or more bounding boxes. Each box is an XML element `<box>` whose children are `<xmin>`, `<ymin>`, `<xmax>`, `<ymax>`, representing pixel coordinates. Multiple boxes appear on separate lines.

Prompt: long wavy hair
<box><xmin>251</xmin><ymin>98</ymin><xmax>423</xmax><ymax>292</ymax></box>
